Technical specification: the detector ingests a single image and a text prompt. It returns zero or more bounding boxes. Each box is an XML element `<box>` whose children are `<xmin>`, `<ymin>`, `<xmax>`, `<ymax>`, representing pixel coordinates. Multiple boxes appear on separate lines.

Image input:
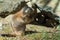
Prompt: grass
<box><xmin>0</xmin><ymin>24</ymin><xmax>60</xmax><ymax>40</ymax></box>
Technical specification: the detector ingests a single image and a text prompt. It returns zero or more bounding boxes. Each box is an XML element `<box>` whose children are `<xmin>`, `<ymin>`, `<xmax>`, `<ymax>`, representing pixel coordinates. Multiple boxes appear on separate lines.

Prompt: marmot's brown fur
<box><xmin>4</xmin><ymin>5</ymin><xmax>37</xmax><ymax>36</ymax></box>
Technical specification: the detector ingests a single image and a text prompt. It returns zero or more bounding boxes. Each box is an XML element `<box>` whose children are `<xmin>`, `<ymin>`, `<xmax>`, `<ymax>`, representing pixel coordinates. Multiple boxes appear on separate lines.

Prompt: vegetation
<box><xmin>0</xmin><ymin>0</ymin><xmax>60</xmax><ymax>40</ymax></box>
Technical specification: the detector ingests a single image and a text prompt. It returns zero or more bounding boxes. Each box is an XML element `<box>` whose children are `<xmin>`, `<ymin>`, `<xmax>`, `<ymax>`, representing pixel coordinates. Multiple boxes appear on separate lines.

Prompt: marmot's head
<box><xmin>21</xmin><ymin>6</ymin><xmax>35</xmax><ymax>23</ymax></box>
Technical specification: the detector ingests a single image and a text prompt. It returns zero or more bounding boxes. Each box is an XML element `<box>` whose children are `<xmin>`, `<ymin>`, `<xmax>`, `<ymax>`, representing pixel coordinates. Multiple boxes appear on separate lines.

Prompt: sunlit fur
<box><xmin>4</xmin><ymin>5</ymin><xmax>37</xmax><ymax>36</ymax></box>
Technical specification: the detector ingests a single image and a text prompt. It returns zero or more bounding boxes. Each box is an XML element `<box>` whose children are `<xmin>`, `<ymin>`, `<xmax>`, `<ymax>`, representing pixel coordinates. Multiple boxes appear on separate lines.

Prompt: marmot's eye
<box><xmin>23</xmin><ymin>6</ymin><xmax>33</xmax><ymax>14</ymax></box>
<box><xmin>25</xmin><ymin>9</ymin><xmax>28</xmax><ymax>13</ymax></box>
<box><xmin>25</xmin><ymin>8</ymin><xmax>33</xmax><ymax>14</ymax></box>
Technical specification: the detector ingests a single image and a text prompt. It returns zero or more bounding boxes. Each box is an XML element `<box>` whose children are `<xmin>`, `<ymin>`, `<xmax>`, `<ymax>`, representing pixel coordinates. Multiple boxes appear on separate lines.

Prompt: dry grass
<box><xmin>0</xmin><ymin>24</ymin><xmax>60</xmax><ymax>40</ymax></box>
